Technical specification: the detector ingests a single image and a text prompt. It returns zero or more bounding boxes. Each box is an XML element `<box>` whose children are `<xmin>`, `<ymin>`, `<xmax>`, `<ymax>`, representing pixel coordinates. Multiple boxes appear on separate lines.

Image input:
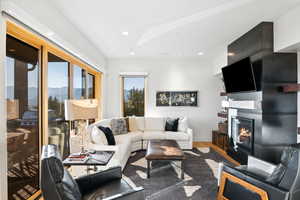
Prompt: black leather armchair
<box><xmin>41</xmin><ymin>145</ymin><xmax>145</xmax><ymax>200</ymax></box>
<box><xmin>218</xmin><ymin>144</ymin><xmax>300</xmax><ymax>200</ymax></box>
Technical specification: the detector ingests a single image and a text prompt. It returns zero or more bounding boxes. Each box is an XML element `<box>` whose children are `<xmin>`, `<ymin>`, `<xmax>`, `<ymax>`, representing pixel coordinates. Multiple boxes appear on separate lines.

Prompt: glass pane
<box><xmin>48</xmin><ymin>53</ymin><xmax>70</xmax><ymax>158</ymax></box>
<box><xmin>87</xmin><ymin>73</ymin><xmax>95</xmax><ymax>99</ymax></box>
<box><xmin>73</xmin><ymin>65</ymin><xmax>86</xmax><ymax>99</ymax></box>
<box><xmin>6</xmin><ymin>35</ymin><xmax>40</xmax><ymax>199</ymax></box>
<box><xmin>123</xmin><ymin>77</ymin><xmax>145</xmax><ymax>117</ymax></box>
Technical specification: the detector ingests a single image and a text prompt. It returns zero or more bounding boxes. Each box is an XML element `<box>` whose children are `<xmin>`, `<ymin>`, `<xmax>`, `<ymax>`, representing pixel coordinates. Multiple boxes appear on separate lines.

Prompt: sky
<box><xmin>48</xmin><ymin>62</ymin><xmax>69</xmax><ymax>88</ymax></box>
<box><xmin>124</xmin><ymin>77</ymin><xmax>145</xmax><ymax>90</ymax></box>
<box><xmin>6</xmin><ymin>57</ymin><xmax>144</xmax><ymax>92</ymax></box>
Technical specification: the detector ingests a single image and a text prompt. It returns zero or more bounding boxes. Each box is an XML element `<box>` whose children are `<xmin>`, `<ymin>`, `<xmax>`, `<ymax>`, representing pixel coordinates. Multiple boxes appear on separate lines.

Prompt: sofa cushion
<box><xmin>90</xmin><ymin>126</ymin><xmax>108</xmax><ymax>145</ymax></box>
<box><xmin>165</xmin><ymin>118</ymin><xmax>179</xmax><ymax>132</ymax></box>
<box><xmin>165</xmin><ymin>131</ymin><xmax>189</xmax><ymax>141</ymax></box>
<box><xmin>114</xmin><ymin>132</ymin><xmax>143</xmax><ymax>144</ymax></box>
<box><xmin>97</xmin><ymin>126</ymin><xmax>116</xmax><ymax>145</ymax></box>
<box><xmin>135</xmin><ymin>117</ymin><xmax>145</xmax><ymax>131</ymax></box>
<box><xmin>178</xmin><ymin>117</ymin><xmax>188</xmax><ymax>132</ymax></box>
<box><xmin>114</xmin><ymin>134</ymin><xmax>130</xmax><ymax>145</ymax></box>
<box><xmin>142</xmin><ymin>131</ymin><xmax>166</xmax><ymax>140</ymax></box>
<box><xmin>144</xmin><ymin>117</ymin><xmax>165</xmax><ymax>131</ymax></box>
<box><xmin>111</xmin><ymin>118</ymin><xmax>128</xmax><ymax>135</ymax></box>
<box><xmin>128</xmin><ymin>131</ymin><xmax>143</xmax><ymax>142</ymax></box>
<box><xmin>129</xmin><ymin>117</ymin><xmax>145</xmax><ymax>131</ymax></box>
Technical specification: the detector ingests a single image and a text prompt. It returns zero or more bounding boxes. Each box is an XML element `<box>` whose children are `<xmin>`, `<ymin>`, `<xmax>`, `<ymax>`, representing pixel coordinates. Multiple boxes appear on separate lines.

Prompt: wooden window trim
<box><xmin>120</xmin><ymin>76</ymin><xmax>147</xmax><ymax>117</ymax></box>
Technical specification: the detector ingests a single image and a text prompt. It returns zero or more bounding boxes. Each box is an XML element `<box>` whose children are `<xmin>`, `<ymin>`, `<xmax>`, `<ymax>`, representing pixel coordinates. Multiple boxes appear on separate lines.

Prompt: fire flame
<box><xmin>239</xmin><ymin>128</ymin><xmax>251</xmax><ymax>137</ymax></box>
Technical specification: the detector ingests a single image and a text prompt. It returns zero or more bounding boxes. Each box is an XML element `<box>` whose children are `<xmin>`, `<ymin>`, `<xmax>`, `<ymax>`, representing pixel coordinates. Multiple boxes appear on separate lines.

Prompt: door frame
<box><xmin>5</xmin><ymin>20</ymin><xmax>103</xmax><ymax>200</ymax></box>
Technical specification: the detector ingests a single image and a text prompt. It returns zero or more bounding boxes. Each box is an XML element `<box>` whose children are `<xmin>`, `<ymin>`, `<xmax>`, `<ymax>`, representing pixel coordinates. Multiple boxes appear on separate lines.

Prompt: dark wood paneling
<box><xmin>228</xmin><ymin>22</ymin><xmax>273</xmax><ymax>65</ymax></box>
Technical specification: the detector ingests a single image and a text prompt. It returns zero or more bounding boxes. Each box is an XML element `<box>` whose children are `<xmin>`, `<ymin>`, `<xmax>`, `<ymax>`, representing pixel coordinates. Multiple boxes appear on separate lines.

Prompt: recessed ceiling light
<box><xmin>197</xmin><ymin>52</ymin><xmax>204</xmax><ymax>56</ymax></box>
<box><xmin>130</xmin><ymin>51</ymin><xmax>135</xmax><ymax>55</ymax></box>
<box><xmin>228</xmin><ymin>52</ymin><xmax>235</xmax><ymax>56</ymax></box>
<box><xmin>122</xmin><ymin>31</ymin><xmax>129</xmax><ymax>36</ymax></box>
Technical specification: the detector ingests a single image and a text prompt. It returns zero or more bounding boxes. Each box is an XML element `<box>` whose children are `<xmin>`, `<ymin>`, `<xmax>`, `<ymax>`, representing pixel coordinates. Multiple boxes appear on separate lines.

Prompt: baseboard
<box><xmin>193</xmin><ymin>142</ymin><xmax>240</xmax><ymax>166</ymax></box>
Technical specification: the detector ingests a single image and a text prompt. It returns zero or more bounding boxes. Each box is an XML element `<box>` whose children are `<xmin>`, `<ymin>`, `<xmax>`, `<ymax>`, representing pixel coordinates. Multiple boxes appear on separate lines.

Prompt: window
<box><xmin>47</xmin><ymin>53</ymin><xmax>70</xmax><ymax>158</ymax></box>
<box><xmin>87</xmin><ymin>73</ymin><xmax>95</xmax><ymax>98</ymax></box>
<box><xmin>4</xmin><ymin>21</ymin><xmax>102</xmax><ymax>199</ymax></box>
<box><xmin>73</xmin><ymin>65</ymin><xmax>86</xmax><ymax>99</ymax></box>
<box><xmin>122</xmin><ymin>77</ymin><xmax>145</xmax><ymax>117</ymax></box>
<box><xmin>6</xmin><ymin>35</ymin><xmax>40</xmax><ymax>199</ymax></box>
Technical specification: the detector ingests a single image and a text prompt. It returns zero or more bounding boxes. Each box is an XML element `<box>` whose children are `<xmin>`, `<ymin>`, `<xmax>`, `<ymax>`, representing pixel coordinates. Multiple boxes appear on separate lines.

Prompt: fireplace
<box><xmin>228</xmin><ymin>116</ymin><xmax>254</xmax><ymax>164</ymax></box>
<box><xmin>231</xmin><ymin>117</ymin><xmax>254</xmax><ymax>153</ymax></box>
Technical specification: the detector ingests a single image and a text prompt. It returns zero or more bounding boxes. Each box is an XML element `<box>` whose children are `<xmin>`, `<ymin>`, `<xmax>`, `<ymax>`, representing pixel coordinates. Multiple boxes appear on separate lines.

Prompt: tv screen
<box><xmin>222</xmin><ymin>57</ymin><xmax>256</xmax><ymax>93</ymax></box>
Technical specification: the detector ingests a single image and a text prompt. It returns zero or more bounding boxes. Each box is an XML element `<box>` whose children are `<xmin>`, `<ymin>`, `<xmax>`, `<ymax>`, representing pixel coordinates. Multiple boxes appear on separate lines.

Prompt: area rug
<box><xmin>122</xmin><ymin>147</ymin><xmax>230</xmax><ymax>200</ymax></box>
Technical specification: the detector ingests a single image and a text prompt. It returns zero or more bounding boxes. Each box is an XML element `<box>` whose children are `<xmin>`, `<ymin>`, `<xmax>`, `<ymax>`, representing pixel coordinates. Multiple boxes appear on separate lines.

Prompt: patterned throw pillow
<box><xmin>111</xmin><ymin>118</ymin><xmax>128</xmax><ymax>135</ymax></box>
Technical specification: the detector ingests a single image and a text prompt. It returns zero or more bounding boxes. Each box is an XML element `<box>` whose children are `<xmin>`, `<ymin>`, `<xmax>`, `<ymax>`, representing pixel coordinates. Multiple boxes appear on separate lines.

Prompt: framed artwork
<box><xmin>156</xmin><ymin>91</ymin><xmax>171</xmax><ymax>106</ymax></box>
<box><xmin>156</xmin><ymin>91</ymin><xmax>198</xmax><ymax>107</ymax></box>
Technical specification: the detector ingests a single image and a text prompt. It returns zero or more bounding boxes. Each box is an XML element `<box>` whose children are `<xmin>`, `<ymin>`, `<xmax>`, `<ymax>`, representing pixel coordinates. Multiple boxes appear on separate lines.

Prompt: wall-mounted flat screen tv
<box><xmin>222</xmin><ymin>57</ymin><xmax>256</xmax><ymax>93</ymax></box>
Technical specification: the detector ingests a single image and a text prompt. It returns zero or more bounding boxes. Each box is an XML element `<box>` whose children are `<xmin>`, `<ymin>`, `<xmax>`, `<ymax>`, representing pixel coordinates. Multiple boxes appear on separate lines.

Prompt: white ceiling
<box><xmin>50</xmin><ymin>0</ymin><xmax>300</xmax><ymax>58</ymax></box>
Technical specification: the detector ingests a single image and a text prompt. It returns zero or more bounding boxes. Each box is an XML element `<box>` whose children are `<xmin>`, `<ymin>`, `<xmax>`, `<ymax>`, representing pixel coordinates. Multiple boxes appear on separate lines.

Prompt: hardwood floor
<box><xmin>193</xmin><ymin>142</ymin><xmax>240</xmax><ymax>166</ymax></box>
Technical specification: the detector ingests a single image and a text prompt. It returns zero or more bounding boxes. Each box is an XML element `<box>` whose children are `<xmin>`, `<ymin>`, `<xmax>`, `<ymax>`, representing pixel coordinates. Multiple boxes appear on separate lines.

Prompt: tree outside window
<box><xmin>123</xmin><ymin>77</ymin><xmax>145</xmax><ymax>117</ymax></box>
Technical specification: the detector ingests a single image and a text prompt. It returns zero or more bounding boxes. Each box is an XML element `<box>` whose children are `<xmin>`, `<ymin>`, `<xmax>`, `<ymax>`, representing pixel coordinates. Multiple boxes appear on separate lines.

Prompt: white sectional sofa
<box><xmin>87</xmin><ymin>117</ymin><xmax>193</xmax><ymax>170</ymax></box>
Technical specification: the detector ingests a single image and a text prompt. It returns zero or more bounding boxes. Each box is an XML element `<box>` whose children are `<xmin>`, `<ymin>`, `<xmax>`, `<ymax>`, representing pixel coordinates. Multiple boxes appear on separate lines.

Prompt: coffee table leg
<box><xmin>147</xmin><ymin>160</ymin><xmax>151</xmax><ymax>178</ymax></box>
<box><xmin>181</xmin><ymin>160</ymin><xmax>184</xmax><ymax>179</ymax></box>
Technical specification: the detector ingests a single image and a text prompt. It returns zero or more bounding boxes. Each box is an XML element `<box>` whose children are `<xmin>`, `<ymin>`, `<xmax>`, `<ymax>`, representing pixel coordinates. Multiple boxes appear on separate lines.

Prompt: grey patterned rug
<box><xmin>122</xmin><ymin>147</ymin><xmax>229</xmax><ymax>200</ymax></box>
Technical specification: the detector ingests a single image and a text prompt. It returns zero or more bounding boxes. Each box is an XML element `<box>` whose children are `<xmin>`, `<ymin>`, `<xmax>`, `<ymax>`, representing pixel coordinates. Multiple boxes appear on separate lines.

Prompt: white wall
<box><xmin>106</xmin><ymin>58</ymin><xmax>223</xmax><ymax>141</ymax></box>
<box><xmin>1</xmin><ymin>0</ymin><xmax>107</xmax><ymax>72</ymax></box>
<box><xmin>212</xmin><ymin>46</ymin><xmax>228</xmax><ymax>75</ymax></box>
<box><xmin>274</xmin><ymin>4</ymin><xmax>300</xmax><ymax>52</ymax></box>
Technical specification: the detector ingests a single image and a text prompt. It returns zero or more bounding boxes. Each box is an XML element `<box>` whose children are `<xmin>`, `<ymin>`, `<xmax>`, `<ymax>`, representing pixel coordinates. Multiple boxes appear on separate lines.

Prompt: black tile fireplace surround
<box><xmin>224</xmin><ymin>22</ymin><xmax>298</xmax><ymax>164</ymax></box>
<box><xmin>227</xmin><ymin>89</ymin><xmax>297</xmax><ymax>165</ymax></box>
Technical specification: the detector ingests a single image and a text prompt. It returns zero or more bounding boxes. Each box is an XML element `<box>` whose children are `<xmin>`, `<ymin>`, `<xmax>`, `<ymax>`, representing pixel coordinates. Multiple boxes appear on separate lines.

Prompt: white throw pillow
<box><xmin>129</xmin><ymin>117</ymin><xmax>138</xmax><ymax>132</ymax></box>
<box><xmin>90</xmin><ymin>126</ymin><xmax>108</xmax><ymax>145</ymax></box>
<box><xmin>178</xmin><ymin>117</ymin><xmax>188</xmax><ymax>132</ymax></box>
<box><xmin>135</xmin><ymin>117</ymin><xmax>145</xmax><ymax>131</ymax></box>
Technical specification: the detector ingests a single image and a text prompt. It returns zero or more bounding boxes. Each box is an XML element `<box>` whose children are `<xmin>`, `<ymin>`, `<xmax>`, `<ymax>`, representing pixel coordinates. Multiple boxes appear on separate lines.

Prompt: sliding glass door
<box><xmin>6</xmin><ymin>35</ymin><xmax>40</xmax><ymax>200</ymax></box>
<box><xmin>47</xmin><ymin>53</ymin><xmax>70</xmax><ymax>158</ymax></box>
<box><xmin>73</xmin><ymin>65</ymin><xmax>86</xmax><ymax>99</ymax></box>
<box><xmin>87</xmin><ymin>73</ymin><xmax>95</xmax><ymax>98</ymax></box>
<box><xmin>5</xmin><ymin>21</ymin><xmax>101</xmax><ymax>199</ymax></box>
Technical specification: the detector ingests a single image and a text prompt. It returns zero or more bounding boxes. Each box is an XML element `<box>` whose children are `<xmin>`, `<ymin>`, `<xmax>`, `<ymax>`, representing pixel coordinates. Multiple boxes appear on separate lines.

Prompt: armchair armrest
<box><xmin>75</xmin><ymin>166</ymin><xmax>122</xmax><ymax>196</ymax></box>
<box><xmin>102</xmin><ymin>181</ymin><xmax>144</xmax><ymax>200</ymax></box>
<box><xmin>222</xmin><ymin>164</ymin><xmax>289</xmax><ymax>200</ymax></box>
<box><xmin>248</xmin><ymin>156</ymin><xmax>277</xmax><ymax>175</ymax></box>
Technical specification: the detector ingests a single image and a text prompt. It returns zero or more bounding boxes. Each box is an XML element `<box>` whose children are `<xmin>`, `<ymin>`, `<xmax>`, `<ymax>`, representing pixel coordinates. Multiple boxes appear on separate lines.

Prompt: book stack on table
<box><xmin>63</xmin><ymin>151</ymin><xmax>114</xmax><ymax>166</ymax></box>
